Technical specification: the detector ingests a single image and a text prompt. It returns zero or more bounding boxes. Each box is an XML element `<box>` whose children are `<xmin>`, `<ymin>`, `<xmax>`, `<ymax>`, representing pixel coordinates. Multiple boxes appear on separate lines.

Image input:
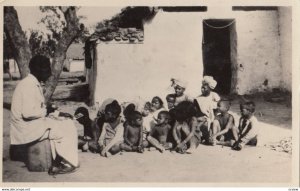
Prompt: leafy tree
<box><xmin>4</xmin><ymin>6</ymin><xmax>84</xmax><ymax>103</ymax></box>
<box><xmin>28</xmin><ymin>30</ymin><xmax>56</xmax><ymax>58</ymax></box>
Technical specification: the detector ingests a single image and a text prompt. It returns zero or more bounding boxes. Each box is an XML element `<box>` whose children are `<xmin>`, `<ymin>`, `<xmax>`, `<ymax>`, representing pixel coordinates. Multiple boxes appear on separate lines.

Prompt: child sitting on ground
<box><xmin>232</xmin><ymin>101</ymin><xmax>259</xmax><ymax>151</ymax></box>
<box><xmin>98</xmin><ymin>100</ymin><xmax>124</xmax><ymax>157</ymax></box>
<box><xmin>194</xmin><ymin>76</ymin><xmax>220</xmax><ymax>144</ymax></box>
<box><xmin>120</xmin><ymin>110</ymin><xmax>148</xmax><ymax>153</ymax></box>
<box><xmin>147</xmin><ymin>111</ymin><xmax>172</xmax><ymax>153</ymax></box>
<box><xmin>165</xmin><ymin>94</ymin><xmax>177</xmax><ymax>147</ymax></box>
<box><xmin>151</xmin><ymin>96</ymin><xmax>166</xmax><ymax>118</ymax></box>
<box><xmin>144</xmin><ymin>96</ymin><xmax>166</xmax><ymax>133</ymax></box>
<box><xmin>74</xmin><ymin>107</ymin><xmax>93</xmax><ymax>151</ymax></box>
<box><xmin>170</xmin><ymin>78</ymin><xmax>193</xmax><ymax>106</ymax></box>
<box><xmin>172</xmin><ymin>101</ymin><xmax>202</xmax><ymax>154</ymax></box>
<box><xmin>209</xmin><ymin>99</ymin><xmax>237</xmax><ymax>146</ymax></box>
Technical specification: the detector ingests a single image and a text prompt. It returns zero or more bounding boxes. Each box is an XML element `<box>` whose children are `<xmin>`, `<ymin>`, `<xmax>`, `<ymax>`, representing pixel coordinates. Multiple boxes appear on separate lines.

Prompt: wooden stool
<box><xmin>27</xmin><ymin>139</ymin><xmax>52</xmax><ymax>172</ymax></box>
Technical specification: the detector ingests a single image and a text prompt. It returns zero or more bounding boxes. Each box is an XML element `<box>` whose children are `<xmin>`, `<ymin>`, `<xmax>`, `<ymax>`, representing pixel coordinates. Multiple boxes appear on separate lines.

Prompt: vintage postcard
<box><xmin>0</xmin><ymin>0</ymin><xmax>299</xmax><ymax>188</ymax></box>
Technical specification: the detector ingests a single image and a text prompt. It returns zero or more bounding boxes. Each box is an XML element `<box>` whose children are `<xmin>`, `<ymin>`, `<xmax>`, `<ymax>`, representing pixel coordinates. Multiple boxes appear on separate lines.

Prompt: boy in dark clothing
<box><xmin>232</xmin><ymin>101</ymin><xmax>259</xmax><ymax>151</ymax></box>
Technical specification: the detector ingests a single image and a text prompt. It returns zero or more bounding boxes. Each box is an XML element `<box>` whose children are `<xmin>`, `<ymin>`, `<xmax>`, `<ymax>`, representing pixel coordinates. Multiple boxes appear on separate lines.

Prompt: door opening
<box><xmin>202</xmin><ymin>19</ymin><xmax>237</xmax><ymax>95</ymax></box>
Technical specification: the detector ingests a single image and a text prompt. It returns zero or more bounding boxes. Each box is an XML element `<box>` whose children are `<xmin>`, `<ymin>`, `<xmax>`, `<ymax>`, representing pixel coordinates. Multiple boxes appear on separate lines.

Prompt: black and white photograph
<box><xmin>1</xmin><ymin>0</ymin><xmax>299</xmax><ymax>187</ymax></box>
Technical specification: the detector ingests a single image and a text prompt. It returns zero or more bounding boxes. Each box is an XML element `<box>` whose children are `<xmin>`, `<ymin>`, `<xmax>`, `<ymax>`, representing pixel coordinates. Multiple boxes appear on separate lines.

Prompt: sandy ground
<box><xmin>2</xmin><ymin>79</ymin><xmax>293</xmax><ymax>184</ymax></box>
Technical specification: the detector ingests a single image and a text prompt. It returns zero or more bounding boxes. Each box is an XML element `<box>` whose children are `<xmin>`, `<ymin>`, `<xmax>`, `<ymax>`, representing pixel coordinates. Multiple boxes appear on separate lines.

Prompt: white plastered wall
<box><xmin>93</xmin><ymin>7</ymin><xmax>291</xmax><ymax>105</ymax></box>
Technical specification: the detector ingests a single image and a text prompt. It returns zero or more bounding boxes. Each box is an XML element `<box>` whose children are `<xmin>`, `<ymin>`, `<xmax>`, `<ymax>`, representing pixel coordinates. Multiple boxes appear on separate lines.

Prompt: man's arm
<box><xmin>21</xmin><ymin>86</ymin><xmax>47</xmax><ymax>120</ymax></box>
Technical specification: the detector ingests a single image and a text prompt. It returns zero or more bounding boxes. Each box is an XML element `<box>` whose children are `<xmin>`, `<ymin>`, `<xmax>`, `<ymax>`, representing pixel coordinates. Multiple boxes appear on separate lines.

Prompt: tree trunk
<box><xmin>4</xmin><ymin>6</ymin><xmax>31</xmax><ymax>79</ymax></box>
<box><xmin>44</xmin><ymin>7</ymin><xmax>83</xmax><ymax>103</ymax></box>
<box><xmin>4</xmin><ymin>6</ymin><xmax>82</xmax><ymax>103</ymax></box>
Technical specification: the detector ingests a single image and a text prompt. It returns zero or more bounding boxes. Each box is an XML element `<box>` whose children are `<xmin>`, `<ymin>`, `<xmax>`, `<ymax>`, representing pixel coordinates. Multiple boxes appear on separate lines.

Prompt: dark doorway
<box><xmin>202</xmin><ymin>19</ymin><xmax>237</xmax><ymax>95</ymax></box>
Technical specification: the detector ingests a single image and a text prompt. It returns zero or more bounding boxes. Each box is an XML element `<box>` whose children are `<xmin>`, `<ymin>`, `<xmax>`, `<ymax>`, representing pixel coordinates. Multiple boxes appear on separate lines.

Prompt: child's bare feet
<box><xmin>158</xmin><ymin>145</ymin><xmax>165</xmax><ymax>153</ymax></box>
<box><xmin>137</xmin><ymin>146</ymin><xmax>144</xmax><ymax>153</ymax></box>
<box><xmin>105</xmin><ymin>152</ymin><xmax>112</xmax><ymax>157</ymax></box>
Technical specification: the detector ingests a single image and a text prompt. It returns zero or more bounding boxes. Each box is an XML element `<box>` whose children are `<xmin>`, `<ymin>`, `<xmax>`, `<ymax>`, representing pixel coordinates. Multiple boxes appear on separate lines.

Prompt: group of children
<box><xmin>75</xmin><ymin>76</ymin><xmax>259</xmax><ymax>157</ymax></box>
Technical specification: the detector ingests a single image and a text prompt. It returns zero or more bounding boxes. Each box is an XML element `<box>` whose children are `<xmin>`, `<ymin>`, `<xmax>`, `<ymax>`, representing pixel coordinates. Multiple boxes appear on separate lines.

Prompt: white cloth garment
<box><xmin>10</xmin><ymin>74</ymin><xmax>78</xmax><ymax>167</ymax></box>
<box><xmin>195</xmin><ymin>91</ymin><xmax>220</xmax><ymax>122</ymax></box>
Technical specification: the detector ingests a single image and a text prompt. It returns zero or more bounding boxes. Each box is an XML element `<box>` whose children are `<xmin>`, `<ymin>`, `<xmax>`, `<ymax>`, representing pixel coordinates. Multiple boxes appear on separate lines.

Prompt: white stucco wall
<box><xmin>94</xmin><ymin>8</ymin><xmax>291</xmax><ymax>105</ymax></box>
<box><xmin>278</xmin><ymin>7</ymin><xmax>292</xmax><ymax>91</ymax></box>
<box><xmin>234</xmin><ymin>10</ymin><xmax>282</xmax><ymax>94</ymax></box>
<box><xmin>95</xmin><ymin>11</ymin><xmax>204</xmax><ymax>105</ymax></box>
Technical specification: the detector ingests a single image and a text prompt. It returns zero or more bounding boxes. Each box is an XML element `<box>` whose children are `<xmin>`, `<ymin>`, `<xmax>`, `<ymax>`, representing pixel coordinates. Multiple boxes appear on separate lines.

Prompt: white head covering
<box><xmin>202</xmin><ymin>76</ymin><xmax>217</xmax><ymax>89</ymax></box>
<box><xmin>171</xmin><ymin>78</ymin><xmax>188</xmax><ymax>89</ymax></box>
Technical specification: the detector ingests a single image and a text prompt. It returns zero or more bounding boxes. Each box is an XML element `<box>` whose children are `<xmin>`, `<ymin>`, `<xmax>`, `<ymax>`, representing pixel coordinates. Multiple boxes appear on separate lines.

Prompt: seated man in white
<box><xmin>10</xmin><ymin>55</ymin><xmax>79</xmax><ymax>175</ymax></box>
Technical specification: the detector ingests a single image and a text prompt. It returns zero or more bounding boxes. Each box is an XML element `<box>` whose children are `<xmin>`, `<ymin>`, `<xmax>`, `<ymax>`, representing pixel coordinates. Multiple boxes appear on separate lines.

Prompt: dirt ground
<box><xmin>1</xmin><ymin>79</ymin><xmax>293</xmax><ymax>184</ymax></box>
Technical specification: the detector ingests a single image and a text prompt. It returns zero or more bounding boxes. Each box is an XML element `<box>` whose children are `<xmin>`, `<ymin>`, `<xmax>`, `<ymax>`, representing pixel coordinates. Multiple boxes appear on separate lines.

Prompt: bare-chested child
<box><xmin>209</xmin><ymin>99</ymin><xmax>237</xmax><ymax>146</ymax></box>
<box><xmin>147</xmin><ymin>111</ymin><xmax>172</xmax><ymax>153</ymax></box>
<box><xmin>173</xmin><ymin>101</ymin><xmax>202</xmax><ymax>154</ymax></box>
<box><xmin>120</xmin><ymin>111</ymin><xmax>148</xmax><ymax>153</ymax></box>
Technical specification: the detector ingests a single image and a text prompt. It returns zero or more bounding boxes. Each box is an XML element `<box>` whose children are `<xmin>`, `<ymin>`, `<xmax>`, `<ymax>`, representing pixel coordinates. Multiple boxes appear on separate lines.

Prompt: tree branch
<box><xmin>44</xmin><ymin>6</ymin><xmax>84</xmax><ymax>103</ymax></box>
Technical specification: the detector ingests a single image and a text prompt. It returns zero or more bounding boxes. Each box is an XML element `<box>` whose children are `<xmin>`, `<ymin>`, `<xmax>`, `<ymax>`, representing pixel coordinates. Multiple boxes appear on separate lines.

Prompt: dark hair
<box><xmin>217</xmin><ymin>98</ymin><xmax>231</xmax><ymax>109</ymax></box>
<box><xmin>74</xmin><ymin>107</ymin><xmax>89</xmax><ymax>118</ymax></box>
<box><xmin>240</xmin><ymin>101</ymin><xmax>256</xmax><ymax>113</ymax></box>
<box><xmin>144</xmin><ymin>102</ymin><xmax>151</xmax><ymax>110</ymax></box>
<box><xmin>29</xmin><ymin>55</ymin><xmax>51</xmax><ymax>74</ymax></box>
<box><xmin>123</xmin><ymin>103</ymin><xmax>136</xmax><ymax>120</ymax></box>
<box><xmin>166</xmin><ymin>94</ymin><xmax>176</xmax><ymax>102</ymax></box>
<box><xmin>152</xmin><ymin>96</ymin><xmax>163</xmax><ymax>106</ymax></box>
<box><xmin>158</xmin><ymin>110</ymin><xmax>170</xmax><ymax>121</ymax></box>
<box><xmin>174</xmin><ymin>101</ymin><xmax>197</xmax><ymax>122</ymax></box>
<box><xmin>128</xmin><ymin>111</ymin><xmax>143</xmax><ymax>122</ymax></box>
<box><xmin>105</xmin><ymin>100</ymin><xmax>121</xmax><ymax>116</ymax></box>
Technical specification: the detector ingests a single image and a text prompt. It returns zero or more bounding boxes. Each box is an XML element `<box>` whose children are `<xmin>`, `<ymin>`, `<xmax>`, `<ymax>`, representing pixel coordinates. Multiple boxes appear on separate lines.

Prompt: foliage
<box><xmin>39</xmin><ymin>6</ymin><xmax>88</xmax><ymax>44</ymax></box>
<box><xmin>28</xmin><ymin>30</ymin><xmax>56</xmax><ymax>58</ymax></box>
